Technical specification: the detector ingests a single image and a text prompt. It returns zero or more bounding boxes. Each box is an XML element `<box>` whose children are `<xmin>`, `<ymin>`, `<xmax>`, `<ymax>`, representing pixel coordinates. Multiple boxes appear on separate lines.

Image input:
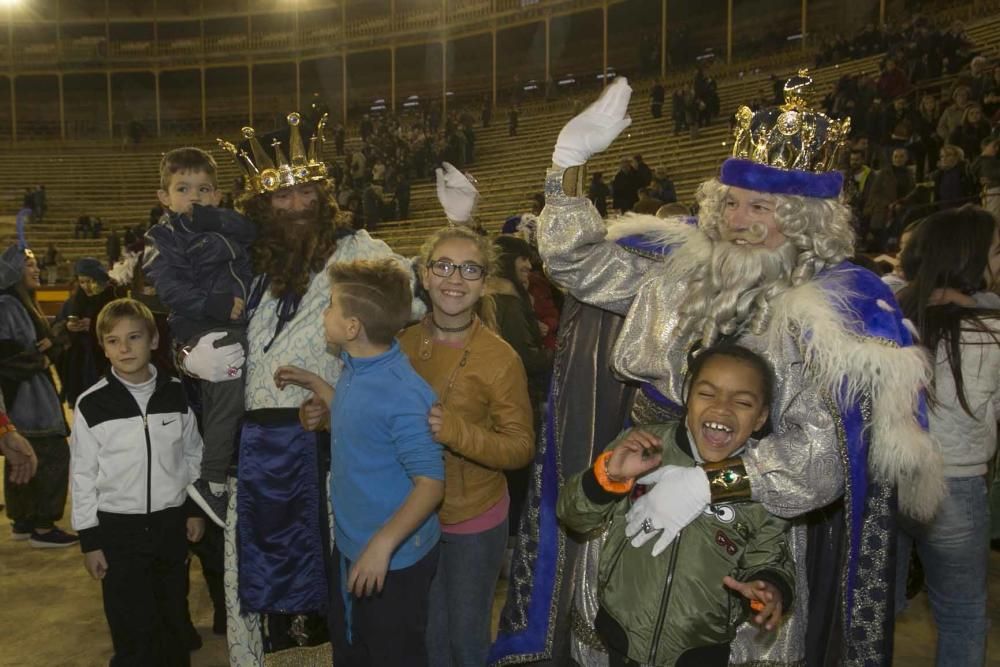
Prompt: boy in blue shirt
<box><xmin>274</xmin><ymin>258</ymin><xmax>444</xmax><ymax>667</ymax></box>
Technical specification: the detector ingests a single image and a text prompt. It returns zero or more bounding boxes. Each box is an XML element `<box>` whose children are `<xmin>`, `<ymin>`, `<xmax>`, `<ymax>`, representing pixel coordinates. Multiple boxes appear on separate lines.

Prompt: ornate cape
<box><xmin>491</xmin><ymin>200</ymin><xmax>941</xmax><ymax>666</ymax></box>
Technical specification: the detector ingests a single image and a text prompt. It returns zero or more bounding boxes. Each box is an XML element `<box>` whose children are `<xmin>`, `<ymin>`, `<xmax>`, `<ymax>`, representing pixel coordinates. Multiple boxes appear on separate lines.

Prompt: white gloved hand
<box><xmin>435</xmin><ymin>162</ymin><xmax>479</xmax><ymax>223</ymax></box>
<box><xmin>552</xmin><ymin>77</ymin><xmax>633</xmax><ymax>168</ymax></box>
<box><xmin>625</xmin><ymin>465</ymin><xmax>711</xmax><ymax>557</ymax></box>
<box><xmin>183</xmin><ymin>331</ymin><xmax>245</xmax><ymax>382</ymax></box>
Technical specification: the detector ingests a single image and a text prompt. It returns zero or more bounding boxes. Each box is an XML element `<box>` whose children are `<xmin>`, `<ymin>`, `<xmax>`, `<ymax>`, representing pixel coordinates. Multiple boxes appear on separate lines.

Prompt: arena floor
<box><xmin>0</xmin><ymin>480</ymin><xmax>998</xmax><ymax>666</ymax></box>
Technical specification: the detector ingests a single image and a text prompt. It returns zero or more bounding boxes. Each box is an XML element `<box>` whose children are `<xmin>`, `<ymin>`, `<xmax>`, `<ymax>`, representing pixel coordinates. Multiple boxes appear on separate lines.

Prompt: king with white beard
<box><xmin>491</xmin><ymin>76</ymin><xmax>943</xmax><ymax>667</ymax></box>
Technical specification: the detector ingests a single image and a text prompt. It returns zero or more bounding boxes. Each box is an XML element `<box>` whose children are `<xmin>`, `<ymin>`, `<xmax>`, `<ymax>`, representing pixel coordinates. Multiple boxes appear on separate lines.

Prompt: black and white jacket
<box><xmin>70</xmin><ymin>368</ymin><xmax>202</xmax><ymax>553</ymax></box>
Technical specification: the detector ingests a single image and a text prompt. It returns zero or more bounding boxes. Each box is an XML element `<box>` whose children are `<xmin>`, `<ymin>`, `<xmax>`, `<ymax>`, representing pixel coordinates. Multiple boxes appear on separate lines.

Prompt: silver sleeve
<box><xmin>538</xmin><ymin>167</ymin><xmax>653</xmax><ymax>316</ymax></box>
<box><xmin>743</xmin><ymin>382</ymin><xmax>845</xmax><ymax>519</ymax></box>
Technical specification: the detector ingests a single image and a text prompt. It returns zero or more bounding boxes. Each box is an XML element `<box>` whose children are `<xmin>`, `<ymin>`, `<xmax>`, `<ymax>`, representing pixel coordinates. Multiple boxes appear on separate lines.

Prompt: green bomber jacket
<box><xmin>557</xmin><ymin>421</ymin><xmax>795</xmax><ymax>666</ymax></box>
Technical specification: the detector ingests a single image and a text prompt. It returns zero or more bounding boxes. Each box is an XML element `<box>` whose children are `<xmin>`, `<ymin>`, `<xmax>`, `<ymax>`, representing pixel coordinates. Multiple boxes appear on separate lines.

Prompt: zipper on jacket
<box><xmin>600</xmin><ymin>524</ymin><xmax>630</xmax><ymax>589</ymax></box>
<box><xmin>215</xmin><ymin>232</ymin><xmax>247</xmax><ymax>301</ymax></box>
<box><xmin>649</xmin><ymin>531</ymin><xmax>683</xmax><ymax>665</ymax></box>
<box><xmin>143</xmin><ymin>414</ymin><xmax>152</xmax><ymax>515</ymax></box>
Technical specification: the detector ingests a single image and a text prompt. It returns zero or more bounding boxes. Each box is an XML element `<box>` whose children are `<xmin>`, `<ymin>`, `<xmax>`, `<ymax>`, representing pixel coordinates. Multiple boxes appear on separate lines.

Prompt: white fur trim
<box><xmin>107</xmin><ymin>251</ymin><xmax>139</xmax><ymax>286</ymax></box>
<box><xmin>605</xmin><ymin>214</ymin><xmax>715</xmax><ymax>282</ymax></box>
<box><xmin>767</xmin><ymin>280</ymin><xmax>944</xmax><ymax>521</ymax></box>
<box><xmin>604</xmin><ymin>215</ymin><xmax>944</xmax><ymax>519</ymax></box>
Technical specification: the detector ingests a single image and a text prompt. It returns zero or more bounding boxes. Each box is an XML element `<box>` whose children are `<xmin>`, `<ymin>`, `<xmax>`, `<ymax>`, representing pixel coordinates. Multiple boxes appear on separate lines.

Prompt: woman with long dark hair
<box><xmin>895</xmin><ymin>205</ymin><xmax>1000</xmax><ymax>666</ymax></box>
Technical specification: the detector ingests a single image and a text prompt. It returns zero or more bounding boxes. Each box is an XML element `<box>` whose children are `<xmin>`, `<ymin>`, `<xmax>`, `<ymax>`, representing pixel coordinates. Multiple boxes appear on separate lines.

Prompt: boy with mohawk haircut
<box><xmin>274</xmin><ymin>258</ymin><xmax>444</xmax><ymax>666</ymax></box>
<box><xmin>143</xmin><ymin>146</ymin><xmax>255</xmax><ymax>528</ymax></box>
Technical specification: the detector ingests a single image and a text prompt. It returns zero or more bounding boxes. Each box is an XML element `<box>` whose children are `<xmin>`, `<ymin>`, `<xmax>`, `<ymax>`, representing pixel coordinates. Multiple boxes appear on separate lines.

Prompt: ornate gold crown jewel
<box><xmin>730</xmin><ymin>70</ymin><xmax>850</xmax><ymax>174</ymax></box>
<box><xmin>217</xmin><ymin>112</ymin><xmax>330</xmax><ymax>197</ymax></box>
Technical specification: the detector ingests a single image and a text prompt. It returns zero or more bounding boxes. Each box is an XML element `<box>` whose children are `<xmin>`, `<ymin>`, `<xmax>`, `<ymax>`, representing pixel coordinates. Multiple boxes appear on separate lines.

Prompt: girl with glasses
<box><xmin>398</xmin><ymin>225</ymin><xmax>536</xmax><ymax>666</ymax></box>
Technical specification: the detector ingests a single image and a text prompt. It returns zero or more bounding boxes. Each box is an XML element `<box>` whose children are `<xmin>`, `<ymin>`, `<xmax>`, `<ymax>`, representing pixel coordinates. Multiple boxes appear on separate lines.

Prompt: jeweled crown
<box><xmin>217</xmin><ymin>112</ymin><xmax>329</xmax><ymax>196</ymax></box>
<box><xmin>730</xmin><ymin>71</ymin><xmax>850</xmax><ymax>174</ymax></box>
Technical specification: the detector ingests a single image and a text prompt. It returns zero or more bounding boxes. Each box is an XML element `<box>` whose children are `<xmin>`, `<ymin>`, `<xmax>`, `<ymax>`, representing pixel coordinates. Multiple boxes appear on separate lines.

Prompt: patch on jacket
<box><xmin>704</xmin><ymin>504</ymin><xmax>735</xmax><ymax>523</ymax></box>
<box><xmin>714</xmin><ymin>529</ymin><xmax>738</xmax><ymax>556</ymax></box>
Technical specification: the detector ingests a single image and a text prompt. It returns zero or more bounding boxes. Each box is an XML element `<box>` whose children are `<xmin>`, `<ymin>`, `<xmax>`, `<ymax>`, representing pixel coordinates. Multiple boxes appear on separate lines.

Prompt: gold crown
<box><xmin>730</xmin><ymin>71</ymin><xmax>851</xmax><ymax>173</ymax></box>
<box><xmin>217</xmin><ymin>112</ymin><xmax>329</xmax><ymax>196</ymax></box>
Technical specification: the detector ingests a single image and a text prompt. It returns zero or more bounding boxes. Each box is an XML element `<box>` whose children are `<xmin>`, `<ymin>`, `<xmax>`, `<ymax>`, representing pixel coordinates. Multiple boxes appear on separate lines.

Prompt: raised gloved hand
<box><xmin>182</xmin><ymin>331</ymin><xmax>245</xmax><ymax>382</ymax></box>
<box><xmin>552</xmin><ymin>77</ymin><xmax>633</xmax><ymax>169</ymax></box>
<box><xmin>435</xmin><ymin>162</ymin><xmax>479</xmax><ymax>223</ymax></box>
<box><xmin>625</xmin><ymin>464</ymin><xmax>711</xmax><ymax>557</ymax></box>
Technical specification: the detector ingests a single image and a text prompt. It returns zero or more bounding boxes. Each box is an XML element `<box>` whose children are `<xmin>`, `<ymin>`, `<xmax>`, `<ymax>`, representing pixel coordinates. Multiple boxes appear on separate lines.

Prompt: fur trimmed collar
<box><xmin>608</xmin><ymin>215</ymin><xmax>943</xmax><ymax>520</ymax></box>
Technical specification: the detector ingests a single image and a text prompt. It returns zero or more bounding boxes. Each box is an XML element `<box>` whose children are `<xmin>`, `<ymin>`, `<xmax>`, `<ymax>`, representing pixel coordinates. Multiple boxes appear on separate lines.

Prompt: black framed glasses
<box><xmin>427</xmin><ymin>259</ymin><xmax>486</xmax><ymax>281</ymax></box>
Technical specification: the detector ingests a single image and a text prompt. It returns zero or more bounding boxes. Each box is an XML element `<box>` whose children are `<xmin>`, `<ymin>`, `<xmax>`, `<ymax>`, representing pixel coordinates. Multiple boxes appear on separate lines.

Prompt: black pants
<box><xmin>187</xmin><ymin>521</ymin><xmax>224</xmax><ymax>622</ymax></box>
<box><xmin>4</xmin><ymin>435</ymin><xmax>69</xmax><ymax>529</ymax></box>
<box><xmin>327</xmin><ymin>544</ymin><xmax>439</xmax><ymax>667</ymax></box>
<box><xmin>99</xmin><ymin>508</ymin><xmax>191</xmax><ymax>667</ymax></box>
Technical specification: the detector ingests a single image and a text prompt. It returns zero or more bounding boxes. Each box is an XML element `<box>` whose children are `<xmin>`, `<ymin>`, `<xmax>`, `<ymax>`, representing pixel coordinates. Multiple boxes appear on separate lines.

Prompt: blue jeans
<box><xmin>426</xmin><ymin>516</ymin><xmax>508</xmax><ymax>667</ymax></box>
<box><xmin>896</xmin><ymin>475</ymin><xmax>989</xmax><ymax>667</ymax></box>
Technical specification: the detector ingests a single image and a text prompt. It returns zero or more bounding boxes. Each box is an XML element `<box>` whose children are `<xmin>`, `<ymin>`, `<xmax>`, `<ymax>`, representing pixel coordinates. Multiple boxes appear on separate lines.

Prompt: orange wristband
<box><xmin>593</xmin><ymin>451</ymin><xmax>635</xmax><ymax>494</ymax></box>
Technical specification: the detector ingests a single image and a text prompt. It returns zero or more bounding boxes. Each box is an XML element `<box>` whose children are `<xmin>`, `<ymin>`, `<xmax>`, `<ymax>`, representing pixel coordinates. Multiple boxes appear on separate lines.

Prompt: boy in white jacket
<box><xmin>70</xmin><ymin>298</ymin><xmax>204</xmax><ymax>667</ymax></box>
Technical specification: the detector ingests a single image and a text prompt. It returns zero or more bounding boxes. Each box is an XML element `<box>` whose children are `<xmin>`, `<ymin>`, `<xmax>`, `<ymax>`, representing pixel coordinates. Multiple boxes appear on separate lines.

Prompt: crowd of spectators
<box><xmin>824</xmin><ymin>16</ymin><xmax>1000</xmax><ymax>252</ymax></box>
<box><xmin>326</xmin><ymin>107</ymin><xmax>478</xmax><ymax>230</ymax></box>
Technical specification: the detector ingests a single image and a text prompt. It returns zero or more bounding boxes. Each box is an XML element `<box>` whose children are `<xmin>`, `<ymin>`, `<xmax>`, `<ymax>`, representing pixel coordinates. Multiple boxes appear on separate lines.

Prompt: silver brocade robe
<box><xmin>538</xmin><ymin>170</ymin><xmax>848</xmax><ymax>666</ymax></box>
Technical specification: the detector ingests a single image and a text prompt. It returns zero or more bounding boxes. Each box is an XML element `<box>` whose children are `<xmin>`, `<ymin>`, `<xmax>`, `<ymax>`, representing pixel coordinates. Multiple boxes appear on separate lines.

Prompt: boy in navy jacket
<box><xmin>143</xmin><ymin>147</ymin><xmax>254</xmax><ymax>528</ymax></box>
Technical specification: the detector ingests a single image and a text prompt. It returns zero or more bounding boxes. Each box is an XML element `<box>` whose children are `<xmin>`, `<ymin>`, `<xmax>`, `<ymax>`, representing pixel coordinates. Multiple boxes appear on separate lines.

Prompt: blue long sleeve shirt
<box><xmin>330</xmin><ymin>340</ymin><xmax>443</xmax><ymax>569</ymax></box>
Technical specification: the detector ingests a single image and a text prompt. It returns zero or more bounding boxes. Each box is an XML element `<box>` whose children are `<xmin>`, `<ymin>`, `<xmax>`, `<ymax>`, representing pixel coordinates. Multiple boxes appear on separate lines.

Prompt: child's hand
<box><xmin>428</xmin><ymin>403</ymin><xmax>446</xmax><ymax>438</ymax></box>
<box><xmin>230</xmin><ymin>297</ymin><xmax>246</xmax><ymax>321</ymax></box>
<box><xmin>84</xmin><ymin>550</ymin><xmax>108</xmax><ymax>580</ymax></box>
<box><xmin>187</xmin><ymin>517</ymin><xmax>206</xmax><ymax>543</ymax></box>
<box><xmin>722</xmin><ymin>576</ymin><xmax>784</xmax><ymax>631</ymax></box>
<box><xmin>607</xmin><ymin>429</ymin><xmax>662</xmax><ymax>481</ymax></box>
<box><xmin>274</xmin><ymin>366</ymin><xmax>321</xmax><ymax>393</ymax></box>
<box><xmin>348</xmin><ymin>534</ymin><xmax>393</xmax><ymax>598</ymax></box>
<box><xmin>299</xmin><ymin>395</ymin><xmax>330</xmax><ymax>431</ymax></box>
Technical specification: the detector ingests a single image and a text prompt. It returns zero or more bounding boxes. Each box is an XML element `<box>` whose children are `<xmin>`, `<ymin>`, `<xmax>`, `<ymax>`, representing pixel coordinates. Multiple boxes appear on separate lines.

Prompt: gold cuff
<box><xmin>703</xmin><ymin>458</ymin><xmax>751</xmax><ymax>503</ymax></box>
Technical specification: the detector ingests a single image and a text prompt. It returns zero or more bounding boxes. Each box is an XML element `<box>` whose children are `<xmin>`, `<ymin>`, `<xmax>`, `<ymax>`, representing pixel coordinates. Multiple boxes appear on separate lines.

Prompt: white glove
<box><xmin>625</xmin><ymin>465</ymin><xmax>711</xmax><ymax>557</ymax></box>
<box><xmin>552</xmin><ymin>77</ymin><xmax>633</xmax><ymax>168</ymax></box>
<box><xmin>435</xmin><ymin>162</ymin><xmax>479</xmax><ymax>223</ymax></box>
<box><xmin>183</xmin><ymin>331</ymin><xmax>245</xmax><ymax>382</ymax></box>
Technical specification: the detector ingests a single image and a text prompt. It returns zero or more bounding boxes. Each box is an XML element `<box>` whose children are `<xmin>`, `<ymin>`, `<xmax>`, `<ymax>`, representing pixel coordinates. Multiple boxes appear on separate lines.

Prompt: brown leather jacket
<box><xmin>398</xmin><ymin>317</ymin><xmax>535</xmax><ymax>524</ymax></box>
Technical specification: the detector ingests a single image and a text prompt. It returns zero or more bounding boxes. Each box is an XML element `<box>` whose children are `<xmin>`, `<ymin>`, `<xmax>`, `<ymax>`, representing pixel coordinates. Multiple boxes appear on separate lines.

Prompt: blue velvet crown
<box><xmin>720</xmin><ymin>71</ymin><xmax>850</xmax><ymax>199</ymax></box>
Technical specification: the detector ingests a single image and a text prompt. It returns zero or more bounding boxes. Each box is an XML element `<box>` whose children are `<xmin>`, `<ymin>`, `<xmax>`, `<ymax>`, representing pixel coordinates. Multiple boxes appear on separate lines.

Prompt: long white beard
<box><xmin>681</xmin><ymin>240</ymin><xmax>798</xmax><ymax>346</ymax></box>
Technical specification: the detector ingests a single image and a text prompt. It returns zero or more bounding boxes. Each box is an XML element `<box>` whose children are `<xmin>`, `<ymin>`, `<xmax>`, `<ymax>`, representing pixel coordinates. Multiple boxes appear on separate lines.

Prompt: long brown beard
<box><xmin>242</xmin><ymin>185</ymin><xmax>344</xmax><ymax>298</ymax></box>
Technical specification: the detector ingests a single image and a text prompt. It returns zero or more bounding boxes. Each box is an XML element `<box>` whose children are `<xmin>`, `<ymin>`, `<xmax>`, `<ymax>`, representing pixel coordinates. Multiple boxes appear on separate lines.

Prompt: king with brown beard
<box><xmin>186</xmin><ymin>113</ymin><xmax>415</xmax><ymax>666</ymax></box>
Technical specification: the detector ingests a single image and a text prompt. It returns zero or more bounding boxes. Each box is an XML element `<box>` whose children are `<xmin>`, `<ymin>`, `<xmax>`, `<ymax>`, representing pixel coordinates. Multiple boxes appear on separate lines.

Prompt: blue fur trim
<box><xmin>614</xmin><ymin>217</ymin><xmax>697</xmax><ymax>256</ymax></box>
<box><xmin>720</xmin><ymin>158</ymin><xmax>843</xmax><ymax>199</ymax></box>
<box><xmin>818</xmin><ymin>262</ymin><xmax>911</xmax><ymax>342</ymax></box>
